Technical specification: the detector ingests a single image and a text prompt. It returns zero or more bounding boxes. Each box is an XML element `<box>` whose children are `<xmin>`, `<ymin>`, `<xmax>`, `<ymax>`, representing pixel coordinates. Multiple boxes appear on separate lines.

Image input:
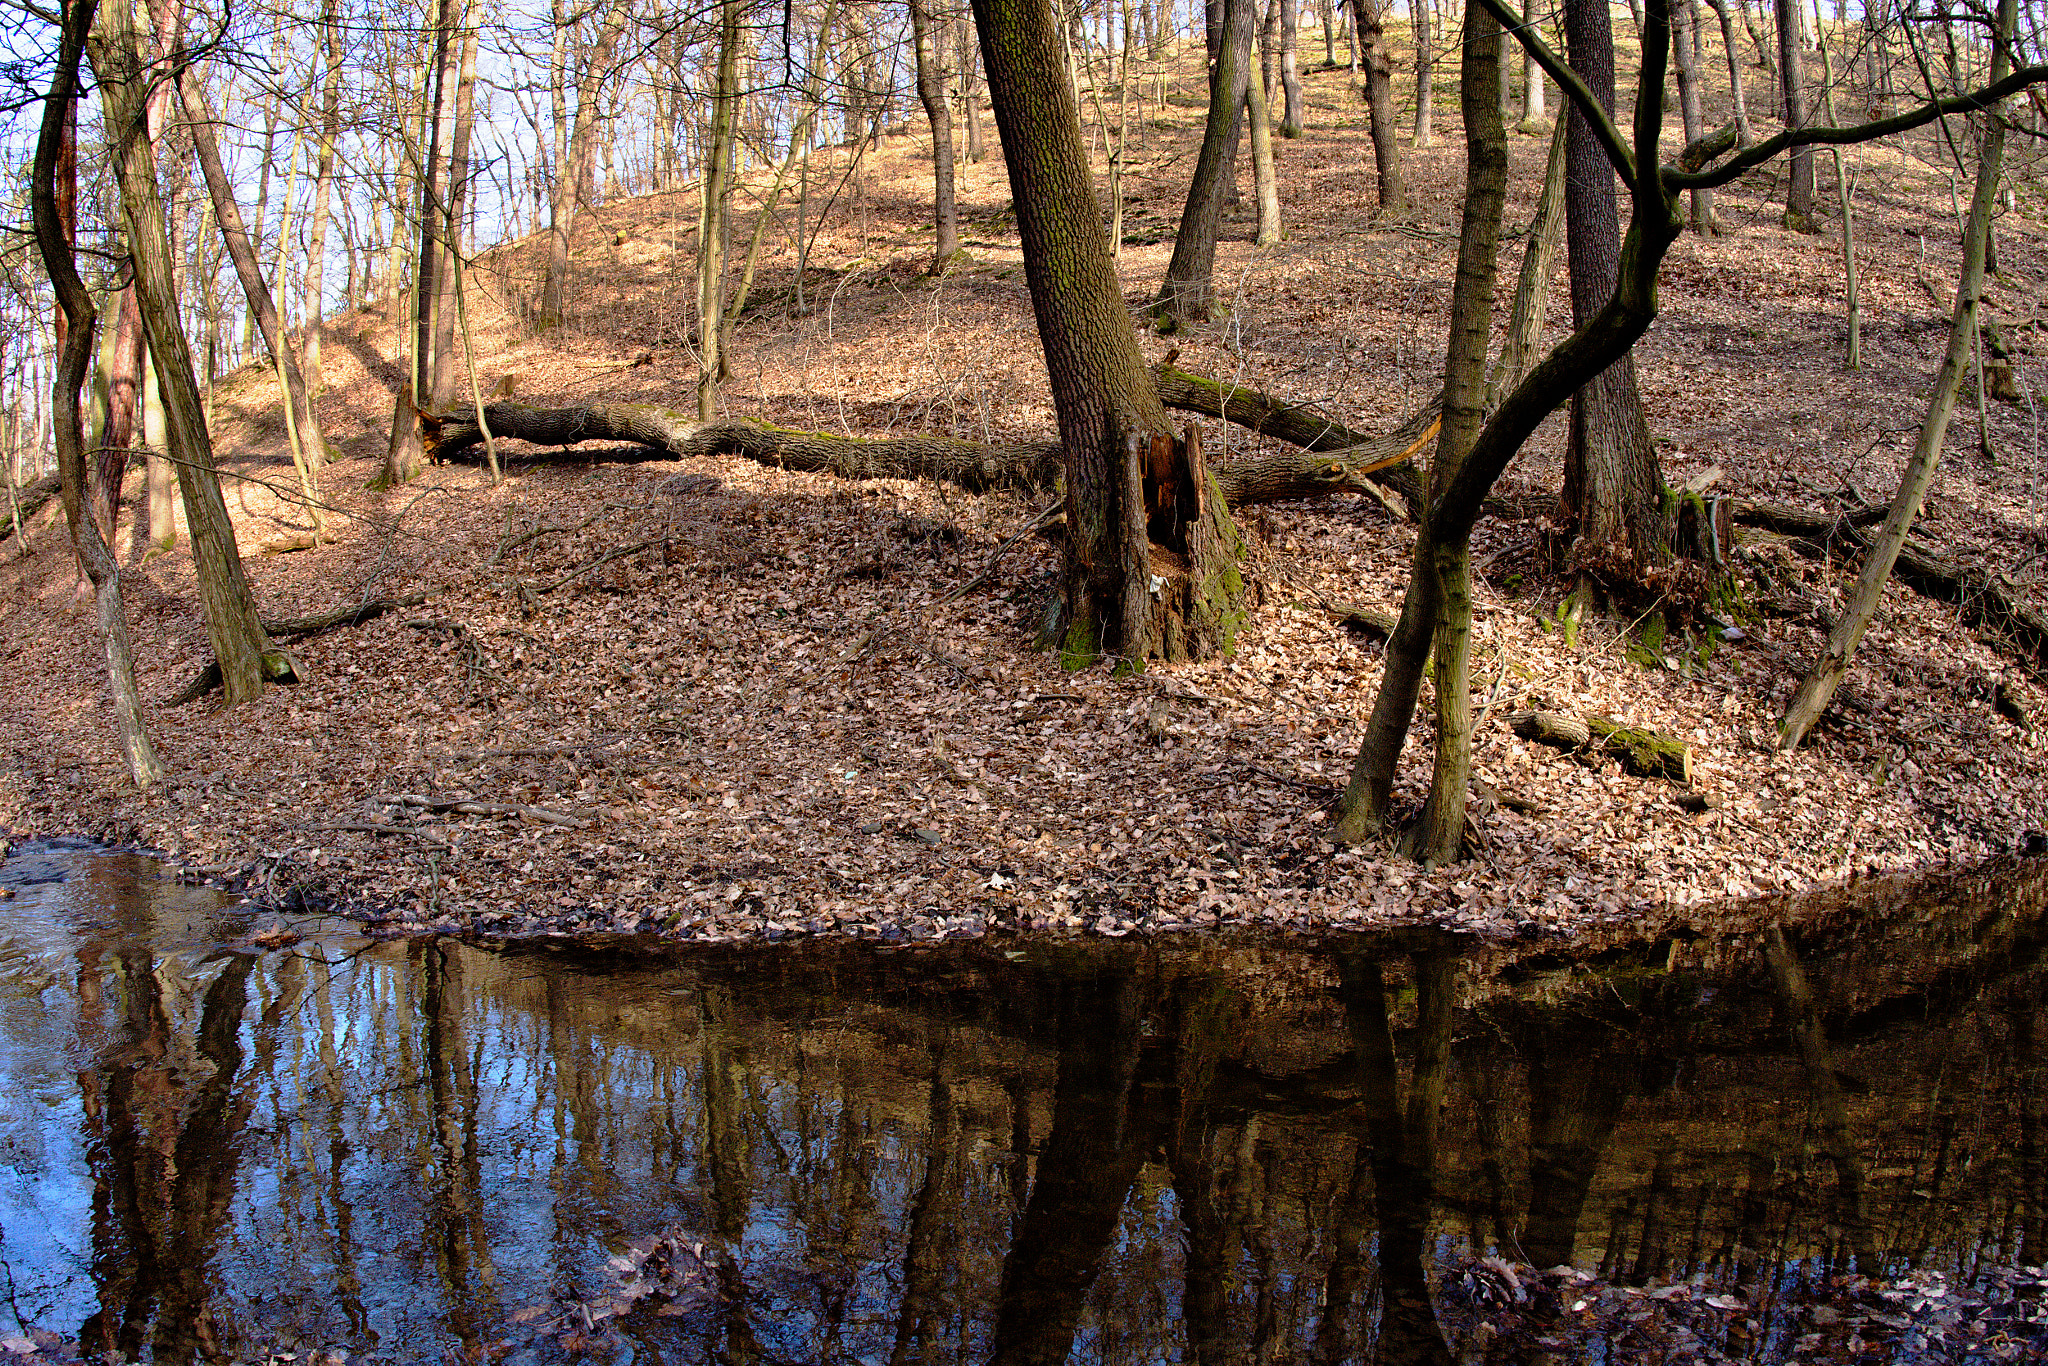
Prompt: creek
<box><xmin>0</xmin><ymin>839</ymin><xmax>2042</xmax><ymax>1364</ymax></box>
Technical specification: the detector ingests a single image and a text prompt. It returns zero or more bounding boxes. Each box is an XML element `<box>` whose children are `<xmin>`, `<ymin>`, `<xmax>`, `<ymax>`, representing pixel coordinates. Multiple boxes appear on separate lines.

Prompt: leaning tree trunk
<box><xmin>177</xmin><ymin>63</ymin><xmax>330</xmax><ymax>505</ymax></box>
<box><xmin>910</xmin><ymin>0</ymin><xmax>962</xmax><ymax>267</ymax></box>
<box><xmin>33</xmin><ymin>0</ymin><xmax>161</xmax><ymax>789</ymax></box>
<box><xmin>1393</xmin><ymin>0</ymin><xmax>1508</xmax><ymax>862</ymax></box>
<box><xmin>1351</xmin><ymin>0</ymin><xmax>1406</xmax><ymax>210</ymax></box>
<box><xmin>91</xmin><ymin>0</ymin><xmax>278</xmax><ymax>705</ymax></box>
<box><xmin>1561</xmin><ymin>0</ymin><xmax>1665</xmax><ymax>588</ymax></box>
<box><xmin>1158</xmin><ymin>0</ymin><xmax>1257</xmax><ymax>323</ymax></box>
<box><xmin>1780</xmin><ymin>0</ymin><xmax>2011</xmax><ymax>749</ymax></box>
<box><xmin>976</xmin><ymin>0</ymin><xmax>1245</xmax><ymax>663</ymax></box>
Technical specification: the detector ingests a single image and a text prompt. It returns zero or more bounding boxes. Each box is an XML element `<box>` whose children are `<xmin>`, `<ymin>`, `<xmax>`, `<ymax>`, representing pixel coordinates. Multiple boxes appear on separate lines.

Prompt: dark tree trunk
<box><xmin>1159</xmin><ymin>0</ymin><xmax>1258</xmax><ymax>323</ymax></box>
<box><xmin>1672</xmin><ymin>0</ymin><xmax>1718</xmax><ymax>230</ymax></box>
<box><xmin>978</xmin><ymin>0</ymin><xmax>1246</xmax><ymax>663</ymax></box>
<box><xmin>1279</xmin><ymin>0</ymin><xmax>1305</xmax><ymax>134</ymax></box>
<box><xmin>93</xmin><ymin>285</ymin><xmax>143</xmax><ymax>542</ymax></box>
<box><xmin>1561</xmin><ymin>0</ymin><xmax>1665</xmax><ymax>584</ymax></box>
<box><xmin>1351</xmin><ymin>0</ymin><xmax>1406</xmax><ymax>210</ymax></box>
<box><xmin>911</xmin><ymin>0</ymin><xmax>962</xmax><ymax>265</ymax></box>
<box><xmin>1778</xmin><ymin>0</ymin><xmax>1816</xmax><ymax>229</ymax></box>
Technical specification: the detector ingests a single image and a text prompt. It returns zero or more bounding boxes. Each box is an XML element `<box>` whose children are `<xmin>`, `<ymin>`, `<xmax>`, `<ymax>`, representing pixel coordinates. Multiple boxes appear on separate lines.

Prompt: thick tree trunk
<box><xmin>1562</xmin><ymin>0</ymin><xmax>1666</xmax><ymax>585</ymax></box>
<box><xmin>1351</xmin><ymin>0</ymin><xmax>1406</xmax><ymax>210</ymax></box>
<box><xmin>1158</xmin><ymin>0</ymin><xmax>1257</xmax><ymax>323</ymax></box>
<box><xmin>91</xmin><ymin>0</ymin><xmax>277</xmax><ymax>705</ymax></box>
<box><xmin>911</xmin><ymin>0</ymin><xmax>962</xmax><ymax>266</ymax></box>
<box><xmin>33</xmin><ymin>0</ymin><xmax>161</xmax><ymax>789</ymax></box>
<box><xmin>1780</xmin><ymin>0</ymin><xmax>2010</xmax><ymax>748</ymax></box>
<box><xmin>1778</xmin><ymin>0</ymin><xmax>1816</xmax><ymax>229</ymax></box>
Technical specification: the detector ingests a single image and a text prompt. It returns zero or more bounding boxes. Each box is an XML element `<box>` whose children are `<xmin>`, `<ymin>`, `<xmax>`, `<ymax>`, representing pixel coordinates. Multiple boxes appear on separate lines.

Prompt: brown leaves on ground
<box><xmin>3</xmin><ymin>40</ymin><xmax>2046</xmax><ymax>941</ymax></box>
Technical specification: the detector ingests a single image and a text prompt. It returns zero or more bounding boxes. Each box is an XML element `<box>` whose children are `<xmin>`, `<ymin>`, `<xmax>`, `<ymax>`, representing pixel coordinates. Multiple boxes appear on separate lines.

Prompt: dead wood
<box><xmin>1314</xmin><ymin>598</ymin><xmax>1401</xmax><ymax>639</ymax></box>
<box><xmin>1509</xmin><ymin>709</ymin><xmax>1694</xmax><ymax>783</ymax></box>
<box><xmin>380</xmin><ymin>792</ymin><xmax>591</xmax><ymax>829</ymax></box>
<box><xmin>166</xmin><ymin>593</ymin><xmax>429</xmax><ymax>705</ymax></box>
<box><xmin>1750</xmin><ymin>502</ymin><xmax>2048</xmax><ymax>667</ymax></box>
<box><xmin>425</xmin><ymin>403</ymin><xmax>1063</xmax><ymax>493</ymax></box>
<box><xmin>1153</xmin><ymin>363</ymin><xmax>1435</xmax><ymax>513</ymax></box>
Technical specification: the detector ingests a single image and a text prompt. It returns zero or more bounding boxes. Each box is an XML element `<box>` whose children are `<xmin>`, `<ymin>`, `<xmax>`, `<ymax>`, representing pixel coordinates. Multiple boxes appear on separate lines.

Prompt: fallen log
<box><xmin>1508</xmin><ymin>709</ymin><xmax>1693</xmax><ymax>784</ymax></box>
<box><xmin>1154</xmin><ymin>364</ymin><xmax>1435</xmax><ymax>514</ymax></box>
<box><xmin>424</xmin><ymin>403</ymin><xmax>1063</xmax><ymax>494</ymax></box>
<box><xmin>1744</xmin><ymin>501</ymin><xmax>2048</xmax><ymax>667</ymax></box>
<box><xmin>1314</xmin><ymin>598</ymin><xmax>1400</xmax><ymax>640</ymax></box>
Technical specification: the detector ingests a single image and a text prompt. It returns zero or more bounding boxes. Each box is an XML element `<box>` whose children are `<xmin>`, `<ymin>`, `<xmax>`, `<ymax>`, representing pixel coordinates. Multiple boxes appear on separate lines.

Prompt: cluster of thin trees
<box><xmin>11</xmin><ymin>0</ymin><xmax>2048</xmax><ymax>862</ymax></box>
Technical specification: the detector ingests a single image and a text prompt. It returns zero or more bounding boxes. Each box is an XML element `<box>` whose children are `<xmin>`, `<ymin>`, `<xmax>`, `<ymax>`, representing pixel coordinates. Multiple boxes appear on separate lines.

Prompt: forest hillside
<box><xmin>5</xmin><ymin>18</ymin><xmax>2046</xmax><ymax>940</ymax></box>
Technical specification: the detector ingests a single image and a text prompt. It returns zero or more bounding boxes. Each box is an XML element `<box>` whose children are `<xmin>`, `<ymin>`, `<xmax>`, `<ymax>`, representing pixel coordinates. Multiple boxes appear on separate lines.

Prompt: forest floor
<box><xmin>7</xmin><ymin>32</ymin><xmax>2048</xmax><ymax>943</ymax></box>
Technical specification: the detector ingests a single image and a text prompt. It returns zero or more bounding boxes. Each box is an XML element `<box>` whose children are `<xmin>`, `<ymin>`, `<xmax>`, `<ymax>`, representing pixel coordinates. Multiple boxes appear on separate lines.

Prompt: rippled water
<box><xmin>0</xmin><ymin>840</ymin><xmax>2043</xmax><ymax>1364</ymax></box>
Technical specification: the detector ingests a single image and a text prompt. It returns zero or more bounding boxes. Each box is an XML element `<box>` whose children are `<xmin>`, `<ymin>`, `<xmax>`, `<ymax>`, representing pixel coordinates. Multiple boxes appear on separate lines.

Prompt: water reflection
<box><xmin>0</xmin><ymin>842</ymin><xmax>2044</xmax><ymax>1363</ymax></box>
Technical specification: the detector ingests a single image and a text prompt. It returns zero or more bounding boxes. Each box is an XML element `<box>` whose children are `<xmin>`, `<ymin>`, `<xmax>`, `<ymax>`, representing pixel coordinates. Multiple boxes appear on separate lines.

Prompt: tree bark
<box><xmin>1279</xmin><ymin>0</ymin><xmax>1304</xmax><ymax>134</ymax></box>
<box><xmin>303</xmin><ymin>0</ymin><xmax>345</xmax><ymax>401</ymax></box>
<box><xmin>1672</xmin><ymin>0</ymin><xmax>1719</xmax><ymax>230</ymax></box>
<box><xmin>1487</xmin><ymin>116</ymin><xmax>1568</xmax><ymax>406</ymax></box>
<box><xmin>910</xmin><ymin>0</ymin><xmax>962</xmax><ymax>266</ymax></box>
<box><xmin>1778</xmin><ymin>0</ymin><xmax>1816</xmax><ymax>229</ymax></box>
<box><xmin>1158</xmin><ymin>0</ymin><xmax>1257</xmax><ymax>323</ymax></box>
<box><xmin>1350</xmin><ymin>0</ymin><xmax>1406</xmax><ymax>210</ymax></box>
<box><xmin>1245</xmin><ymin>35</ymin><xmax>1284</xmax><ymax>245</ymax></box>
<box><xmin>1780</xmin><ymin>0</ymin><xmax>2010</xmax><ymax>748</ymax></box>
<box><xmin>91</xmin><ymin>0</ymin><xmax>277</xmax><ymax>705</ymax></box>
<box><xmin>1702</xmin><ymin>0</ymin><xmax>1754</xmax><ymax>143</ymax></box>
<box><xmin>1561</xmin><ymin>0</ymin><xmax>1666</xmax><ymax>586</ymax></box>
<box><xmin>1520</xmin><ymin>0</ymin><xmax>1549</xmax><ymax>129</ymax></box>
<box><xmin>697</xmin><ymin>0</ymin><xmax>742</xmax><ymax>420</ymax></box>
<box><xmin>1413</xmin><ymin>0</ymin><xmax>1435</xmax><ymax>146</ymax></box>
<box><xmin>34</xmin><ymin>0</ymin><xmax>162</xmax><ymax>789</ymax></box>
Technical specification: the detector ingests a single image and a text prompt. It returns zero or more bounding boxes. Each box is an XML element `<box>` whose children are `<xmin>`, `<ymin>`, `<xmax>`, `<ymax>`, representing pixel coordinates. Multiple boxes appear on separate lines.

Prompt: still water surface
<box><xmin>0</xmin><ymin>840</ymin><xmax>2043</xmax><ymax>1364</ymax></box>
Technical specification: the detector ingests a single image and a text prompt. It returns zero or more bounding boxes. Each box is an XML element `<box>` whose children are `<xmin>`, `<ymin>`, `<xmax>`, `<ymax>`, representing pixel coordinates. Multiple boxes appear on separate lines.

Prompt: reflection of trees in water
<box><xmin>37</xmin><ymin>857</ymin><xmax>2048</xmax><ymax>1363</ymax></box>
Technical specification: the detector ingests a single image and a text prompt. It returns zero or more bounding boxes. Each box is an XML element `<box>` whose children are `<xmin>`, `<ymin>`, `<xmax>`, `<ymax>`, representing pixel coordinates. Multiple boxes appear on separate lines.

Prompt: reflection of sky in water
<box><xmin>0</xmin><ymin>843</ymin><xmax>2038</xmax><ymax>1364</ymax></box>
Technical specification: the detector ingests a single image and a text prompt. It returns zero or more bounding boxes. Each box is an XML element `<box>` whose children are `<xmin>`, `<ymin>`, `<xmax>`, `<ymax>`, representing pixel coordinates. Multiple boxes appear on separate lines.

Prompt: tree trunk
<box><xmin>538</xmin><ymin>0</ymin><xmax>628</xmax><ymax>327</ymax></box>
<box><xmin>1486</xmin><ymin>116</ymin><xmax>1568</xmax><ymax>405</ymax></box>
<box><xmin>1780</xmin><ymin>0</ymin><xmax>2010</xmax><ymax>748</ymax></box>
<box><xmin>303</xmin><ymin>0</ymin><xmax>344</xmax><ymax>403</ymax></box>
<box><xmin>1778</xmin><ymin>0</ymin><xmax>1816</xmax><ymax>229</ymax></box>
<box><xmin>1158</xmin><ymin>0</ymin><xmax>1257</xmax><ymax>323</ymax></box>
<box><xmin>1413</xmin><ymin>0</ymin><xmax>1435</xmax><ymax>146</ymax></box>
<box><xmin>1561</xmin><ymin>0</ymin><xmax>1665</xmax><ymax>587</ymax></box>
<box><xmin>92</xmin><ymin>284</ymin><xmax>143</xmax><ymax>543</ymax></box>
<box><xmin>176</xmin><ymin>64</ymin><xmax>328</xmax><ymax>517</ymax></box>
<box><xmin>976</xmin><ymin>0</ymin><xmax>1246</xmax><ymax>663</ymax></box>
<box><xmin>697</xmin><ymin>0</ymin><xmax>742</xmax><ymax>420</ymax></box>
<box><xmin>1415</xmin><ymin>0</ymin><xmax>1510</xmax><ymax>864</ymax></box>
<box><xmin>33</xmin><ymin>0</ymin><xmax>162</xmax><ymax>790</ymax></box>
<box><xmin>958</xmin><ymin>15</ymin><xmax>986</xmax><ymax>161</ymax></box>
<box><xmin>1520</xmin><ymin>0</ymin><xmax>1549</xmax><ymax>129</ymax></box>
<box><xmin>911</xmin><ymin>0</ymin><xmax>963</xmax><ymax>267</ymax></box>
<box><xmin>90</xmin><ymin>0</ymin><xmax>277</xmax><ymax>705</ymax></box>
<box><xmin>1672</xmin><ymin>0</ymin><xmax>1718</xmax><ymax>230</ymax></box>
<box><xmin>1246</xmin><ymin>39</ymin><xmax>1284</xmax><ymax>245</ymax></box>
<box><xmin>1279</xmin><ymin>0</ymin><xmax>1304</xmax><ymax>134</ymax></box>
<box><xmin>1701</xmin><ymin>0</ymin><xmax>1753</xmax><ymax>143</ymax></box>
<box><xmin>430</xmin><ymin>16</ymin><xmax>482</xmax><ymax>408</ymax></box>
<box><xmin>1350</xmin><ymin>0</ymin><xmax>1406</xmax><ymax>210</ymax></box>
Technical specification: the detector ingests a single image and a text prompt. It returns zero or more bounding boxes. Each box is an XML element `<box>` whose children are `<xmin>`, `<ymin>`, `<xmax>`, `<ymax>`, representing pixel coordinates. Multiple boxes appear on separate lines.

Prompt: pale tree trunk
<box><xmin>910</xmin><ymin>0</ymin><xmax>962</xmax><ymax>266</ymax></box>
<box><xmin>1279</xmin><ymin>0</ymin><xmax>1304</xmax><ymax>133</ymax></box>
<box><xmin>1780</xmin><ymin>0</ymin><xmax>2010</xmax><ymax>749</ymax></box>
<box><xmin>538</xmin><ymin>0</ymin><xmax>628</xmax><ymax>328</ymax></box>
<box><xmin>1351</xmin><ymin>0</ymin><xmax>1406</xmax><ymax>210</ymax></box>
<box><xmin>1413</xmin><ymin>0</ymin><xmax>1434</xmax><ymax>146</ymax></box>
<box><xmin>386</xmin><ymin>0</ymin><xmax>459</xmax><ymax>484</ymax></box>
<box><xmin>175</xmin><ymin>59</ymin><xmax>327</xmax><ymax>522</ymax></box>
<box><xmin>142</xmin><ymin>343</ymin><xmax>174</xmax><ymax>553</ymax></box>
<box><xmin>1487</xmin><ymin>115</ymin><xmax>1567</xmax><ymax>405</ymax></box>
<box><xmin>1703</xmin><ymin>0</ymin><xmax>1754</xmax><ymax>142</ymax></box>
<box><xmin>731</xmin><ymin>2</ymin><xmax>841</xmax><ymax>321</ymax></box>
<box><xmin>1246</xmin><ymin>40</ymin><xmax>1283</xmax><ymax>244</ymax></box>
<box><xmin>1672</xmin><ymin>0</ymin><xmax>1717</xmax><ymax>230</ymax></box>
<box><xmin>958</xmin><ymin>14</ymin><xmax>986</xmax><ymax>160</ymax></box>
<box><xmin>1820</xmin><ymin>37</ymin><xmax>1859</xmax><ymax>368</ymax></box>
<box><xmin>91</xmin><ymin>0</ymin><xmax>277</xmax><ymax>705</ymax></box>
<box><xmin>430</xmin><ymin>17</ymin><xmax>481</xmax><ymax>407</ymax></box>
<box><xmin>33</xmin><ymin>0</ymin><xmax>161</xmax><ymax>788</ymax></box>
<box><xmin>697</xmin><ymin>0</ymin><xmax>742</xmax><ymax>421</ymax></box>
<box><xmin>303</xmin><ymin>0</ymin><xmax>344</xmax><ymax>400</ymax></box>
<box><xmin>1520</xmin><ymin>0</ymin><xmax>1548</xmax><ymax>129</ymax></box>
